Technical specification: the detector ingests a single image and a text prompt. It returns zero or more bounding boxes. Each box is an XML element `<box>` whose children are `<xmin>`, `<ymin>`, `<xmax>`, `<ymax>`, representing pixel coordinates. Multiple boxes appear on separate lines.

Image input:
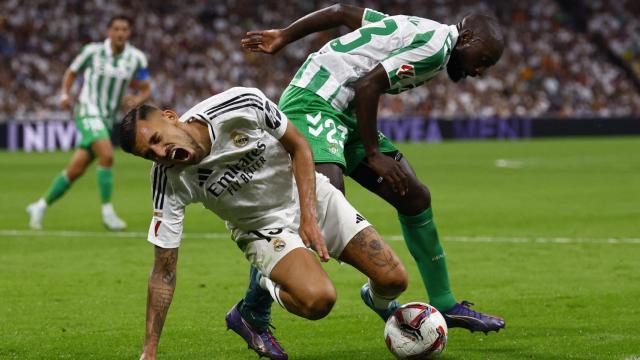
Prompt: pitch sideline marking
<box><xmin>1</xmin><ymin>230</ymin><xmax>639</xmax><ymax>244</ymax></box>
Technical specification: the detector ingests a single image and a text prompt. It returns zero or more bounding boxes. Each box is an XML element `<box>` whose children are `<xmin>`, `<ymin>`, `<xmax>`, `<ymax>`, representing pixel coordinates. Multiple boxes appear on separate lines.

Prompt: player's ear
<box><xmin>163</xmin><ymin>110</ymin><xmax>180</xmax><ymax>125</ymax></box>
<box><xmin>457</xmin><ymin>29</ymin><xmax>474</xmax><ymax>49</ymax></box>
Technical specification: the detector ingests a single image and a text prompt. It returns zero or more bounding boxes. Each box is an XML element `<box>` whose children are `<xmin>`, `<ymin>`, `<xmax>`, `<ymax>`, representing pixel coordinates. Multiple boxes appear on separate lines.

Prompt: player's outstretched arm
<box><xmin>241</xmin><ymin>4</ymin><xmax>364</xmax><ymax>54</ymax></box>
<box><xmin>59</xmin><ymin>69</ymin><xmax>77</xmax><ymax>110</ymax></box>
<box><xmin>278</xmin><ymin>121</ymin><xmax>329</xmax><ymax>262</ymax></box>
<box><xmin>354</xmin><ymin>65</ymin><xmax>408</xmax><ymax>195</ymax></box>
<box><xmin>140</xmin><ymin>246</ymin><xmax>178</xmax><ymax>360</ymax></box>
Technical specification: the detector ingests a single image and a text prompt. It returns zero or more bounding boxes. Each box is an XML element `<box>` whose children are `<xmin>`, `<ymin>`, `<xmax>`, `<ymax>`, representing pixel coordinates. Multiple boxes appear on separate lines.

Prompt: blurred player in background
<box><xmin>27</xmin><ymin>15</ymin><xmax>151</xmax><ymax>231</ymax></box>
<box><xmin>240</xmin><ymin>4</ymin><xmax>505</xmax><ymax>334</ymax></box>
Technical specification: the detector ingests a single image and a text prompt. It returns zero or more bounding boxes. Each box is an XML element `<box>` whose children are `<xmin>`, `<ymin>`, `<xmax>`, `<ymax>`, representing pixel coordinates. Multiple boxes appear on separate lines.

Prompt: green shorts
<box><xmin>75</xmin><ymin>115</ymin><xmax>112</xmax><ymax>150</ymax></box>
<box><xmin>279</xmin><ymin>85</ymin><xmax>397</xmax><ymax>175</ymax></box>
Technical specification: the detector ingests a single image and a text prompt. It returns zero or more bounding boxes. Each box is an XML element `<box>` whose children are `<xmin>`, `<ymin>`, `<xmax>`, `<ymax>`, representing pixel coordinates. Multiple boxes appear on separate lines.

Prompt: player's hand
<box><xmin>60</xmin><ymin>93</ymin><xmax>73</xmax><ymax>110</ymax></box>
<box><xmin>241</xmin><ymin>29</ymin><xmax>288</xmax><ymax>54</ymax></box>
<box><xmin>122</xmin><ymin>95</ymin><xmax>139</xmax><ymax>110</ymax></box>
<box><xmin>298</xmin><ymin>218</ymin><xmax>329</xmax><ymax>262</ymax></box>
<box><xmin>367</xmin><ymin>153</ymin><xmax>409</xmax><ymax>196</ymax></box>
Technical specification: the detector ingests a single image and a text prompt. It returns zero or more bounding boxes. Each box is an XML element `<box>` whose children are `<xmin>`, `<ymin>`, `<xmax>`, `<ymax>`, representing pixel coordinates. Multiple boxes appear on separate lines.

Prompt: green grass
<box><xmin>1</xmin><ymin>137</ymin><xmax>639</xmax><ymax>359</ymax></box>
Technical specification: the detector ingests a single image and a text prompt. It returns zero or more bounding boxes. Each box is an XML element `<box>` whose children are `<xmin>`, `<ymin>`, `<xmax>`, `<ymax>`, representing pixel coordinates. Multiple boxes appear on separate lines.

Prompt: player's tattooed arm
<box><xmin>241</xmin><ymin>4</ymin><xmax>364</xmax><ymax>54</ymax></box>
<box><xmin>141</xmin><ymin>246</ymin><xmax>178</xmax><ymax>360</ymax></box>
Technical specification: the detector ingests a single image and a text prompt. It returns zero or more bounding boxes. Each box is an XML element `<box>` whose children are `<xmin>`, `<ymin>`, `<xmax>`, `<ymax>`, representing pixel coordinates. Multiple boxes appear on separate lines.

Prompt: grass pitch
<box><xmin>1</xmin><ymin>137</ymin><xmax>639</xmax><ymax>359</ymax></box>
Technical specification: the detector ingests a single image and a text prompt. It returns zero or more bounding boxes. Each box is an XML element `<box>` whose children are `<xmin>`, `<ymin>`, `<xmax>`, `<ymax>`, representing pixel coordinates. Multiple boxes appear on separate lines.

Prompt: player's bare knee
<box><xmin>400</xmin><ymin>183</ymin><xmax>431</xmax><ymax>214</ymax></box>
<box><xmin>374</xmin><ymin>262</ymin><xmax>408</xmax><ymax>296</ymax></box>
<box><xmin>98</xmin><ymin>154</ymin><xmax>114</xmax><ymax>168</ymax></box>
<box><xmin>298</xmin><ymin>285</ymin><xmax>336</xmax><ymax>320</ymax></box>
<box><xmin>386</xmin><ymin>265</ymin><xmax>409</xmax><ymax>294</ymax></box>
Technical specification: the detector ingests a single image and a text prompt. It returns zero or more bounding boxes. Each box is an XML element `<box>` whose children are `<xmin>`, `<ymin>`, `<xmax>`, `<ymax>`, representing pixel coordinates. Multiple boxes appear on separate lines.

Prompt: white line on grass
<box><xmin>1</xmin><ymin>230</ymin><xmax>639</xmax><ymax>244</ymax></box>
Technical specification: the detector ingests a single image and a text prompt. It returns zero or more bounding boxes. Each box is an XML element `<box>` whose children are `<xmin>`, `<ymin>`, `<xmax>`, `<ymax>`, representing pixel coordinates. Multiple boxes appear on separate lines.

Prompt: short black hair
<box><xmin>107</xmin><ymin>15</ymin><xmax>133</xmax><ymax>28</ymax></box>
<box><xmin>119</xmin><ymin>104</ymin><xmax>158</xmax><ymax>153</ymax></box>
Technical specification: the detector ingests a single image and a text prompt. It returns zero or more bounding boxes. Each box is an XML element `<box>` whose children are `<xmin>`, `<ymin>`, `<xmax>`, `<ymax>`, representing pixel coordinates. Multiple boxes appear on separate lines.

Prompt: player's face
<box><xmin>107</xmin><ymin>20</ymin><xmax>131</xmax><ymax>48</ymax></box>
<box><xmin>132</xmin><ymin>110</ymin><xmax>207</xmax><ymax>166</ymax></box>
<box><xmin>448</xmin><ymin>31</ymin><xmax>502</xmax><ymax>82</ymax></box>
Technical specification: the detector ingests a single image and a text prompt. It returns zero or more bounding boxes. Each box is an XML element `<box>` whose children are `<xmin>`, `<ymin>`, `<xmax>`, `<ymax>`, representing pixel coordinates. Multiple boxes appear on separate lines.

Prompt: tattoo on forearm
<box><xmin>352</xmin><ymin>226</ymin><xmax>399</xmax><ymax>275</ymax></box>
<box><xmin>145</xmin><ymin>247</ymin><xmax>178</xmax><ymax>347</ymax></box>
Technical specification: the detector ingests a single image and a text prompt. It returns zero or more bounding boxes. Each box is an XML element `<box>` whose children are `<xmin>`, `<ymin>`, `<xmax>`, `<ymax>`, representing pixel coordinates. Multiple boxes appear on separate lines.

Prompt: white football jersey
<box><xmin>147</xmin><ymin>87</ymin><xmax>296</xmax><ymax>248</ymax></box>
<box><xmin>290</xmin><ymin>8</ymin><xmax>458</xmax><ymax>111</ymax></box>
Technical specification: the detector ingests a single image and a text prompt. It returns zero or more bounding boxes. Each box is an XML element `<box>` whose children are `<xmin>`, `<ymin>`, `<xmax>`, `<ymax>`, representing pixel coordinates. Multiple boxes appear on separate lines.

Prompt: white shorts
<box><xmin>233</xmin><ymin>175</ymin><xmax>371</xmax><ymax>277</ymax></box>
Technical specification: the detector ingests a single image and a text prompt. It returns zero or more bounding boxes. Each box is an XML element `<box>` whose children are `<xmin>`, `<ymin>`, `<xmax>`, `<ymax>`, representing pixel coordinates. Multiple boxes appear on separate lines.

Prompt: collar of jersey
<box><xmin>448</xmin><ymin>24</ymin><xmax>460</xmax><ymax>47</ymax></box>
<box><xmin>104</xmin><ymin>38</ymin><xmax>130</xmax><ymax>57</ymax></box>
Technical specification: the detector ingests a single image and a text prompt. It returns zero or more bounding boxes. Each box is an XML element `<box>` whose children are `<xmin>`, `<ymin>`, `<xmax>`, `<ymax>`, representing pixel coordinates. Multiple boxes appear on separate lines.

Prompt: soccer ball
<box><xmin>384</xmin><ymin>302</ymin><xmax>448</xmax><ymax>359</ymax></box>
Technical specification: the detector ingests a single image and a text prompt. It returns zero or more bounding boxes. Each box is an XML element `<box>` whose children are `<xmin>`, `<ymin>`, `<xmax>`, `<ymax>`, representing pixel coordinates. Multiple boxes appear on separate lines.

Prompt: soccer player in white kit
<box><xmin>118</xmin><ymin>87</ymin><xmax>408</xmax><ymax>360</ymax></box>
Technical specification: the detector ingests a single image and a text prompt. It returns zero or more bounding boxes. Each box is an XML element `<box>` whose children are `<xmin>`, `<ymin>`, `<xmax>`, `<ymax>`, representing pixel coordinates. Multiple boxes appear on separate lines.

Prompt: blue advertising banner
<box><xmin>0</xmin><ymin>117</ymin><xmax>638</xmax><ymax>152</ymax></box>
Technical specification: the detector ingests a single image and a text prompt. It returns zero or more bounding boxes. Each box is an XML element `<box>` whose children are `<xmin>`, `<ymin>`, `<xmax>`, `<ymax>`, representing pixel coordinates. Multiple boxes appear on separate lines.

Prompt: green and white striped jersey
<box><xmin>69</xmin><ymin>39</ymin><xmax>149</xmax><ymax>122</ymax></box>
<box><xmin>289</xmin><ymin>8</ymin><xmax>458</xmax><ymax>112</ymax></box>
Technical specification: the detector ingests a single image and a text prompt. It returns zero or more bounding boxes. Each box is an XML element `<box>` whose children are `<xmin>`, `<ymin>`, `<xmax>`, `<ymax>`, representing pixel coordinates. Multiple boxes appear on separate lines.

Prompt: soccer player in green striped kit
<box><xmin>27</xmin><ymin>15</ymin><xmax>151</xmax><ymax>231</ymax></box>
<box><xmin>233</xmin><ymin>5</ymin><xmax>505</xmax><ymax>356</ymax></box>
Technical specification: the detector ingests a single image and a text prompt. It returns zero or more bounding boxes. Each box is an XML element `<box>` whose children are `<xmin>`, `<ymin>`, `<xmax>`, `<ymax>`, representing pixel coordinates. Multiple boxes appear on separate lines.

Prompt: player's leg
<box><xmin>312</xmin><ymin>175</ymin><xmax>407</xmax><ymax>320</ymax></box>
<box><xmin>239</xmin><ymin>230</ymin><xmax>337</xmax><ymax>320</ymax></box>
<box><xmin>349</xmin><ymin>149</ymin><xmax>505</xmax><ymax>332</ymax></box>
<box><xmin>91</xmin><ymin>137</ymin><xmax>126</xmax><ymax>230</ymax></box>
<box><xmin>234</xmin><ymin>86</ymin><xmax>348</xmax><ymax>329</ymax></box>
<box><xmin>315</xmin><ymin>163</ymin><xmax>345</xmax><ymax>193</ymax></box>
<box><xmin>338</xmin><ymin>226</ymin><xmax>408</xmax><ymax>320</ymax></box>
<box><xmin>227</xmin><ymin>230</ymin><xmax>336</xmax><ymax>360</ymax></box>
<box><xmin>267</xmin><ymin>248</ymin><xmax>336</xmax><ymax>320</ymax></box>
<box><xmin>348</xmin><ymin>151</ymin><xmax>456</xmax><ymax>308</ymax></box>
<box><xmin>27</xmin><ymin>148</ymin><xmax>93</xmax><ymax>230</ymax></box>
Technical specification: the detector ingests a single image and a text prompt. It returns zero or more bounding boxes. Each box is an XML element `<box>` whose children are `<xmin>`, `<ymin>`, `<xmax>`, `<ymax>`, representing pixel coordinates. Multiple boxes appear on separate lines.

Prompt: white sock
<box><xmin>368</xmin><ymin>279</ymin><xmax>398</xmax><ymax>310</ymax></box>
<box><xmin>36</xmin><ymin>198</ymin><xmax>47</xmax><ymax>209</ymax></box>
<box><xmin>102</xmin><ymin>203</ymin><xmax>114</xmax><ymax>215</ymax></box>
<box><xmin>260</xmin><ymin>276</ymin><xmax>286</xmax><ymax>310</ymax></box>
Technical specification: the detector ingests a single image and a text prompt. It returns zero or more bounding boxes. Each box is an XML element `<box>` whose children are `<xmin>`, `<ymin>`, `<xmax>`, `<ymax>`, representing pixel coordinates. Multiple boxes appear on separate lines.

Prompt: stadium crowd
<box><xmin>1</xmin><ymin>0</ymin><xmax>640</xmax><ymax>122</ymax></box>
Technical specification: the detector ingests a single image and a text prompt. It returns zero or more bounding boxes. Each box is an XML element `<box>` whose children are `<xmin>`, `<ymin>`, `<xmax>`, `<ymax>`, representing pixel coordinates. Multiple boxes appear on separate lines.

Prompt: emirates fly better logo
<box><xmin>396</xmin><ymin>64</ymin><xmax>415</xmax><ymax>78</ymax></box>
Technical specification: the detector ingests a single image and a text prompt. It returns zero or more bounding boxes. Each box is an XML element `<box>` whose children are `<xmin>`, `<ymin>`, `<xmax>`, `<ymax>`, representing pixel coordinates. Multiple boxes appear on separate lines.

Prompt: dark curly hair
<box><xmin>119</xmin><ymin>104</ymin><xmax>158</xmax><ymax>153</ymax></box>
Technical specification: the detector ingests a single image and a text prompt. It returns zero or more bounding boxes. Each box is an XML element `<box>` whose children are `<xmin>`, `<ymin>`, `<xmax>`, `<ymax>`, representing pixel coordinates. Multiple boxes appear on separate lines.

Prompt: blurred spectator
<box><xmin>588</xmin><ymin>0</ymin><xmax>640</xmax><ymax>79</ymax></box>
<box><xmin>1</xmin><ymin>0</ymin><xmax>639</xmax><ymax>121</ymax></box>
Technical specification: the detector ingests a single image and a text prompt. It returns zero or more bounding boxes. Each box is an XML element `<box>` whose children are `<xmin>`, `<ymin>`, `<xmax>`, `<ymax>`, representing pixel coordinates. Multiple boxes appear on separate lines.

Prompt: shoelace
<box><xmin>458</xmin><ymin>300</ymin><xmax>485</xmax><ymax>318</ymax></box>
<box><xmin>261</xmin><ymin>327</ymin><xmax>285</xmax><ymax>351</ymax></box>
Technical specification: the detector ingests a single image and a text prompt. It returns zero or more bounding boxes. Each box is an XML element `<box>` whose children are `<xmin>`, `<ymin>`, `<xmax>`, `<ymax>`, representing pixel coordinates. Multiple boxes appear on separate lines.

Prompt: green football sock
<box><xmin>96</xmin><ymin>166</ymin><xmax>113</xmax><ymax>204</ymax></box>
<box><xmin>239</xmin><ymin>266</ymin><xmax>273</xmax><ymax>332</ymax></box>
<box><xmin>43</xmin><ymin>171</ymin><xmax>71</xmax><ymax>205</ymax></box>
<box><xmin>398</xmin><ymin>208</ymin><xmax>456</xmax><ymax>311</ymax></box>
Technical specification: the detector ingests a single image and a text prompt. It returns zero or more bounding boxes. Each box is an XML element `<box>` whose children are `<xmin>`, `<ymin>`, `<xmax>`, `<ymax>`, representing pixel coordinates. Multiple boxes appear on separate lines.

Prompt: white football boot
<box><xmin>26</xmin><ymin>199</ymin><xmax>47</xmax><ymax>230</ymax></box>
<box><xmin>102</xmin><ymin>203</ymin><xmax>127</xmax><ymax>231</ymax></box>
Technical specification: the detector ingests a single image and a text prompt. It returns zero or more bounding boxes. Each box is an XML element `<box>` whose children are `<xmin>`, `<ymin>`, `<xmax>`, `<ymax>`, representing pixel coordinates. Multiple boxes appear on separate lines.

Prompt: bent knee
<box><xmin>400</xmin><ymin>183</ymin><xmax>431</xmax><ymax>214</ymax></box>
<box><xmin>298</xmin><ymin>286</ymin><xmax>337</xmax><ymax>320</ymax></box>
<box><xmin>97</xmin><ymin>155</ymin><xmax>114</xmax><ymax>168</ymax></box>
<box><xmin>378</xmin><ymin>266</ymin><xmax>409</xmax><ymax>295</ymax></box>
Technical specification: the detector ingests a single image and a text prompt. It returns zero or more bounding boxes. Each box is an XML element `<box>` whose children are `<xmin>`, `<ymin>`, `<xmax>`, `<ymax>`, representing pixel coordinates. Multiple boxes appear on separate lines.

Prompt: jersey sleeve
<box><xmin>134</xmin><ymin>51</ymin><xmax>150</xmax><ymax>81</ymax></box>
<box><xmin>380</xmin><ymin>29</ymin><xmax>454</xmax><ymax>91</ymax></box>
<box><xmin>68</xmin><ymin>44</ymin><xmax>95</xmax><ymax>73</ymax></box>
<box><xmin>232</xmin><ymin>87</ymin><xmax>288</xmax><ymax>139</ymax></box>
<box><xmin>147</xmin><ymin>165</ymin><xmax>185</xmax><ymax>249</ymax></box>
<box><xmin>362</xmin><ymin>8</ymin><xmax>389</xmax><ymax>26</ymax></box>
<box><xmin>258</xmin><ymin>93</ymin><xmax>288</xmax><ymax>139</ymax></box>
